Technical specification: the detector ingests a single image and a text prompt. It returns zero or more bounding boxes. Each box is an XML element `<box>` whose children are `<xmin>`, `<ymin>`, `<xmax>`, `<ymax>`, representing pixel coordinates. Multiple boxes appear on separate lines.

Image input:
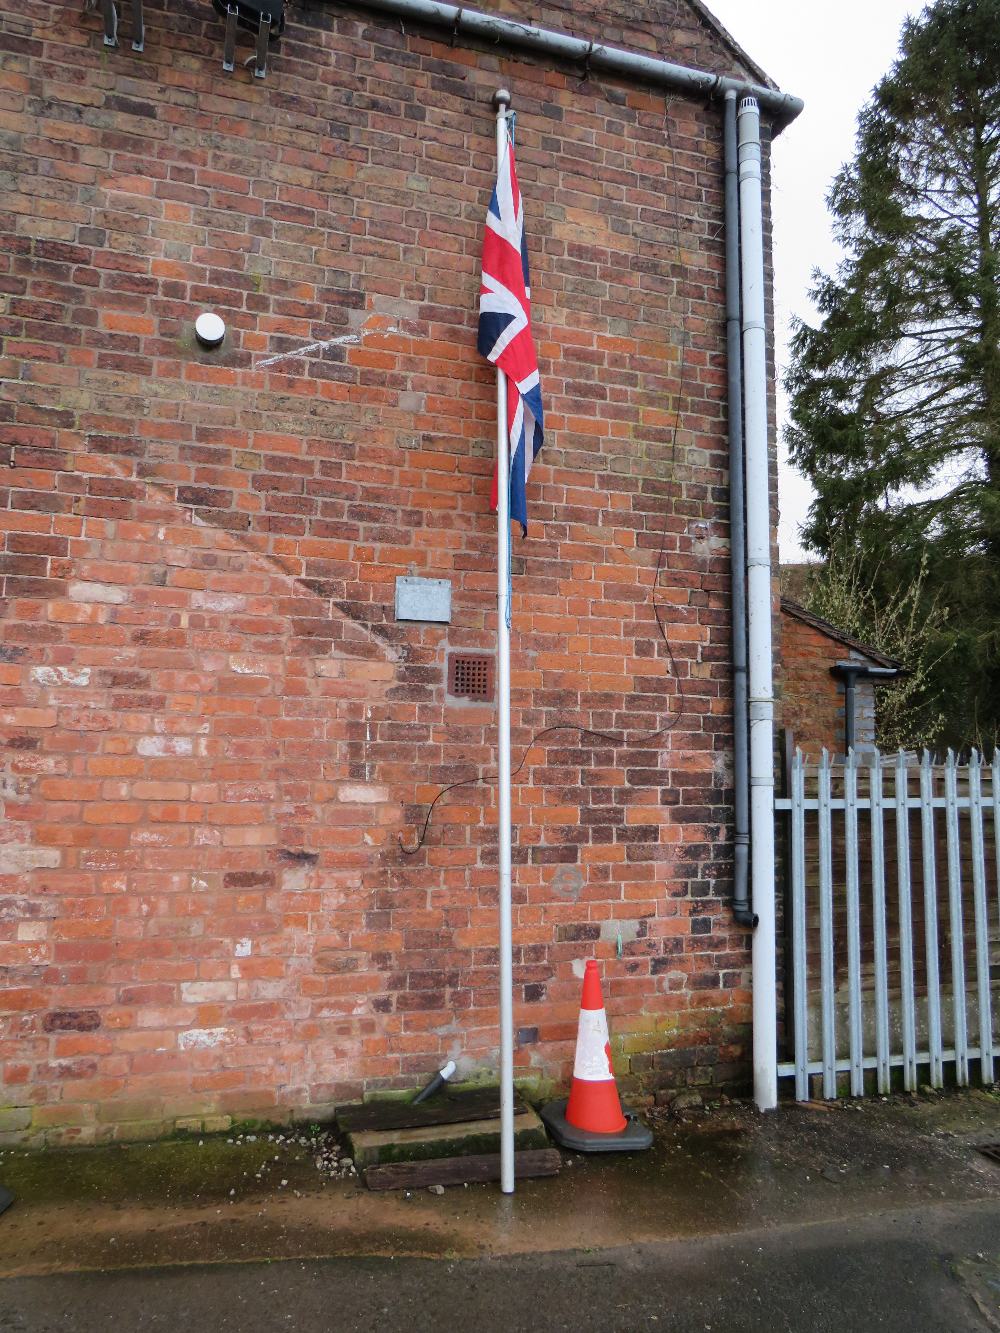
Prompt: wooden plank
<box><xmin>349</xmin><ymin>1109</ymin><xmax>547</xmax><ymax>1169</ymax></box>
<box><xmin>364</xmin><ymin>1148</ymin><xmax>562</xmax><ymax>1191</ymax></box>
<box><xmin>337</xmin><ymin>1088</ymin><xmax>522</xmax><ymax>1133</ymax></box>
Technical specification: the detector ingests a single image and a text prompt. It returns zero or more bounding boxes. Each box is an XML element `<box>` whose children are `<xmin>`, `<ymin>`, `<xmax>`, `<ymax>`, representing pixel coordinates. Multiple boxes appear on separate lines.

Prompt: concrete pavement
<box><xmin>1</xmin><ymin>1092</ymin><xmax>1000</xmax><ymax>1330</ymax></box>
<box><xmin>2</xmin><ymin>1200</ymin><xmax>999</xmax><ymax>1331</ymax></box>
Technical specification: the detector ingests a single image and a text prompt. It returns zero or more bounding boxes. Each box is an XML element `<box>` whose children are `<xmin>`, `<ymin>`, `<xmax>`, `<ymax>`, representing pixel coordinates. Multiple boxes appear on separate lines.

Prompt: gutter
<box><xmin>340</xmin><ymin>0</ymin><xmax>804</xmax><ymax>127</ymax></box>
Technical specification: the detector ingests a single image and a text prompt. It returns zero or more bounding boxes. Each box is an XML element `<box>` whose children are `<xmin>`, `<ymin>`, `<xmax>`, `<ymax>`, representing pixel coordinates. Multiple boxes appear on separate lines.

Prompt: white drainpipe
<box><xmin>738</xmin><ymin>95</ymin><xmax>778</xmax><ymax>1111</ymax></box>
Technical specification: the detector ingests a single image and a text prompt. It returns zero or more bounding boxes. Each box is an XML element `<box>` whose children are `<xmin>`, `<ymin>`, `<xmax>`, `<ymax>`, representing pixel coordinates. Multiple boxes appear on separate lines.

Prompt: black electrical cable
<box><xmin>399</xmin><ymin>105</ymin><xmax>693</xmax><ymax>856</ymax></box>
<box><xmin>399</xmin><ymin>339</ymin><xmax>689</xmax><ymax>856</ymax></box>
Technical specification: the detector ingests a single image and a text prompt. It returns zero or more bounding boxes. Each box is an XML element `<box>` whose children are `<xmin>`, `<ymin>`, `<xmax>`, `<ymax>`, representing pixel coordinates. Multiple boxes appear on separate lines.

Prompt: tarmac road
<box><xmin>2</xmin><ymin>1198</ymin><xmax>999</xmax><ymax>1332</ymax></box>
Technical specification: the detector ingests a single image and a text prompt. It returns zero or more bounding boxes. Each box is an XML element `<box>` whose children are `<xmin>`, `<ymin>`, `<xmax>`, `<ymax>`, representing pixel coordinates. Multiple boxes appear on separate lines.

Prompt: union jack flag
<box><xmin>477</xmin><ymin>127</ymin><xmax>544</xmax><ymax>536</ymax></box>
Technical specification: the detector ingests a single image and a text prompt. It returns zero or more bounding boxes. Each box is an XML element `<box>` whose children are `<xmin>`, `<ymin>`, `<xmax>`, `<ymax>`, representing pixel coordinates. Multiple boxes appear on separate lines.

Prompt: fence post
<box><xmin>779</xmin><ymin>729</ymin><xmax>796</xmax><ymax>1070</ymax></box>
<box><xmin>945</xmin><ymin>750</ymin><xmax>969</xmax><ymax>1086</ymax></box>
<box><xmin>920</xmin><ymin>751</ymin><xmax>943</xmax><ymax>1087</ymax></box>
<box><xmin>844</xmin><ymin>748</ymin><xmax>864</xmax><ymax>1096</ymax></box>
<box><xmin>969</xmin><ymin>750</ymin><xmax>993</xmax><ymax>1085</ymax></box>
<box><xmin>870</xmin><ymin>754</ymin><xmax>890</xmax><ymax>1094</ymax></box>
<box><xmin>791</xmin><ymin>748</ymin><xmax>809</xmax><ymax>1102</ymax></box>
<box><xmin>895</xmin><ymin>752</ymin><xmax>917</xmax><ymax>1091</ymax></box>
<box><xmin>818</xmin><ymin>750</ymin><xmax>836</xmax><ymax>1098</ymax></box>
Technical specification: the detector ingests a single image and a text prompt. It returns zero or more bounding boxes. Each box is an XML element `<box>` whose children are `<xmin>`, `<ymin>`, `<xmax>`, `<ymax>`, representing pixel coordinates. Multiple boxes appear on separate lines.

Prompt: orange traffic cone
<box><xmin>540</xmin><ymin>960</ymin><xmax>653</xmax><ymax>1153</ymax></box>
<box><xmin>564</xmin><ymin>960</ymin><xmax>627</xmax><ymax>1133</ymax></box>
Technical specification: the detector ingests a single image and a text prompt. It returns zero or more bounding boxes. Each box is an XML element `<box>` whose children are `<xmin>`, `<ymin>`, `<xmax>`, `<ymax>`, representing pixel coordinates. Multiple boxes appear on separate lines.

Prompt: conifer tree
<box><xmin>786</xmin><ymin>0</ymin><xmax>1000</xmax><ymax>745</ymax></box>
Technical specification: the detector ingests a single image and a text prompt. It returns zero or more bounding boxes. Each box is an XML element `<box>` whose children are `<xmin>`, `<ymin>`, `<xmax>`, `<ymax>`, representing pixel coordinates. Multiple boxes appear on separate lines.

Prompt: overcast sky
<box><xmin>704</xmin><ymin>0</ymin><xmax>923</xmax><ymax>562</ymax></box>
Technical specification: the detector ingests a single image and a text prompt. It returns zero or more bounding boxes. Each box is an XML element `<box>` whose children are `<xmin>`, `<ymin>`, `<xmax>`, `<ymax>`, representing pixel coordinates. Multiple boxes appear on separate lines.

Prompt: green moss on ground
<box><xmin>0</xmin><ymin>1133</ymin><xmax>323</xmax><ymax>1208</ymax></box>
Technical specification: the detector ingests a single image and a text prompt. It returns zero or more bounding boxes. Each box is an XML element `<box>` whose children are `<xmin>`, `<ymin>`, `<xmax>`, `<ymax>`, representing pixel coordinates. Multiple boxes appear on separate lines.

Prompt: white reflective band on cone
<box><xmin>572</xmin><ymin>1008</ymin><xmax>615</xmax><ymax>1082</ymax></box>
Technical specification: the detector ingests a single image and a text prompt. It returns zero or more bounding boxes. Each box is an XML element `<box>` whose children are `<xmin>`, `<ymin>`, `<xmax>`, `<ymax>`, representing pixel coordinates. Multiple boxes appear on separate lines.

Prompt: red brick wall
<box><xmin>779</xmin><ymin>613</ymin><xmax>845</xmax><ymax>760</ymax></box>
<box><xmin>0</xmin><ymin>0</ymin><xmax>772</xmax><ymax>1143</ymax></box>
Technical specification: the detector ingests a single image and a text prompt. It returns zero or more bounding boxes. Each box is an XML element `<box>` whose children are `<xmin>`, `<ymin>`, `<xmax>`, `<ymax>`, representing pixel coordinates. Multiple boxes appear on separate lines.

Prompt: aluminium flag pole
<box><xmin>492</xmin><ymin>86</ymin><xmax>516</xmax><ymax>1197</ymax></box>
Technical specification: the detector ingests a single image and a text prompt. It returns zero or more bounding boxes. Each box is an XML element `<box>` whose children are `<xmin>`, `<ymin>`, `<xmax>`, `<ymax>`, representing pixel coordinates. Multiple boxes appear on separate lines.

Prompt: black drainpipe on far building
<box><xmin>831</xmin><ymin>661</ymin><xmax>905</xmax><ymax>754</ymax></box>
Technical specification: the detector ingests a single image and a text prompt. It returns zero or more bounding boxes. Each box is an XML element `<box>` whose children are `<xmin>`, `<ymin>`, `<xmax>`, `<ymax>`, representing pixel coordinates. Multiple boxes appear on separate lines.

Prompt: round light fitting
<box><xmin>195</xmin><ymin>312</ymin><xmax>226</xmax><ymax>349</ymax></box>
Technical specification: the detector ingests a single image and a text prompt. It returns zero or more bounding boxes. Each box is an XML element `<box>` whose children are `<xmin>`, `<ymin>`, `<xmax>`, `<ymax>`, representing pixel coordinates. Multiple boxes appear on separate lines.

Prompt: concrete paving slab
<box><xmin>1</xmin><ymin>1090</ymin><xmax>1000</xmax><ymax>1281</ymax></box>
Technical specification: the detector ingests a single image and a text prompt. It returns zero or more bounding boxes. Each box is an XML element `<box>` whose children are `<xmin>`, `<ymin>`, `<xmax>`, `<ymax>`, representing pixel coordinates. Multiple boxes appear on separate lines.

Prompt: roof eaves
<box><xmin>780</xmin><ymin>598</ymin><xmax>906</xmax><ymax>672</ymax></box>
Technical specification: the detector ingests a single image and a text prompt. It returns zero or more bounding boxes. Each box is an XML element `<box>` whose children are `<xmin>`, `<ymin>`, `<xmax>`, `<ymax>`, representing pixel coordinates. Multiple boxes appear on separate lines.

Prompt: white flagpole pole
<box><xmin>492</xmin><ymin>86</ymin><xmax>515</xmax><ymax>1196</ymax></box>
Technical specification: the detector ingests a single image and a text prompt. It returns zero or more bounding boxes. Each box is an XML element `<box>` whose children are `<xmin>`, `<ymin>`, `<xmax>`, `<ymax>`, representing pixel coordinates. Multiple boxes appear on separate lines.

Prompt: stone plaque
<box><xmin>395</xmin><ymin>576</ymin><xmax>451</xmax><ymax>623</ymax></box>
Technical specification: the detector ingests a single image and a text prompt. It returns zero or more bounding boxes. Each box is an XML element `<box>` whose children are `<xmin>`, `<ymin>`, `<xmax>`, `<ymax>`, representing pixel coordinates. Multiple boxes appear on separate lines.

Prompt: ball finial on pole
<box><xmin>492</xmin><ymin>87</ymin><xmax>512</xmax><ymax>111</ymax></box>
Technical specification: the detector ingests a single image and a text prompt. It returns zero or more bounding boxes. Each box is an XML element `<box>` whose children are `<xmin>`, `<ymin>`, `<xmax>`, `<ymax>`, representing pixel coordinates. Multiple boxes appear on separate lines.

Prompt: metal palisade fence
<box><xmin>775</xmin><ymin>748</ymin><xmax>1000</xmax><ymax>1101</ymax></box>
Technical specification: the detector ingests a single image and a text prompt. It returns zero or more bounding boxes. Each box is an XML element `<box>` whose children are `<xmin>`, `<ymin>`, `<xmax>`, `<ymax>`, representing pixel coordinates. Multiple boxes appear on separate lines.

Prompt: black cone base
<box><xmin>541</xmin><ymin>1098</ymin><xmax>653</xmax><ymax>1153</ymax></box>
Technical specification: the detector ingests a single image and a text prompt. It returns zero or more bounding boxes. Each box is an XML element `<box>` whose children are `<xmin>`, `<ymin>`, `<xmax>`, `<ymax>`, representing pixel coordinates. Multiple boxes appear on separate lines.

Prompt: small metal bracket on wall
<box><xmin>100</xmin><ymin>0</ymin><xmax>118</xmax><ymax>46</ymax></box>
<box><xmin>130</xmin><ymin>0</ymin><xmax>144</xmax><ymax>50</ymax></box>
<box><xmin>223</xmin><ymin>4</ymin><xmax>238</xmax><ymax>70</ymax></box>
<box><xmin>251</xmin><ymin>11</ymin><xmax>271</xmax><ymax>78</ymax></box>
<box><xmin>98</xmin><ymin>0</ymin><xmax>143</xmax><ymax>51</ymax></box>
<box><xmin>215</xmin><ymin>0</ymin><xmax>283</xmax><ymax>78</ymax></box>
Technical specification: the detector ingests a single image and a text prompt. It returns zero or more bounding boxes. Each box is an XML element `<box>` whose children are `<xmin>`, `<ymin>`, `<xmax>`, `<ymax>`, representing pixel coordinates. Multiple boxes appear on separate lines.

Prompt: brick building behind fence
<box><xmin>780</xmin><ymin>599</ymin><xmax>903</xmax><ymax>762</ymax></box>
<box><xmin>0</xmin><ymin>0</ymin><xmax>779</xmax><ymax>1143</ymax></box>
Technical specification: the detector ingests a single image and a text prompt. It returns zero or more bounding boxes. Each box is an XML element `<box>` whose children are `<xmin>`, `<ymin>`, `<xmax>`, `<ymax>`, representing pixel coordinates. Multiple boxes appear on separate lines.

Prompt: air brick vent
<box><xmin>448</xmin><ymin>653</ymin><xmax>494</xmax><ymax>701</ymax></box>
